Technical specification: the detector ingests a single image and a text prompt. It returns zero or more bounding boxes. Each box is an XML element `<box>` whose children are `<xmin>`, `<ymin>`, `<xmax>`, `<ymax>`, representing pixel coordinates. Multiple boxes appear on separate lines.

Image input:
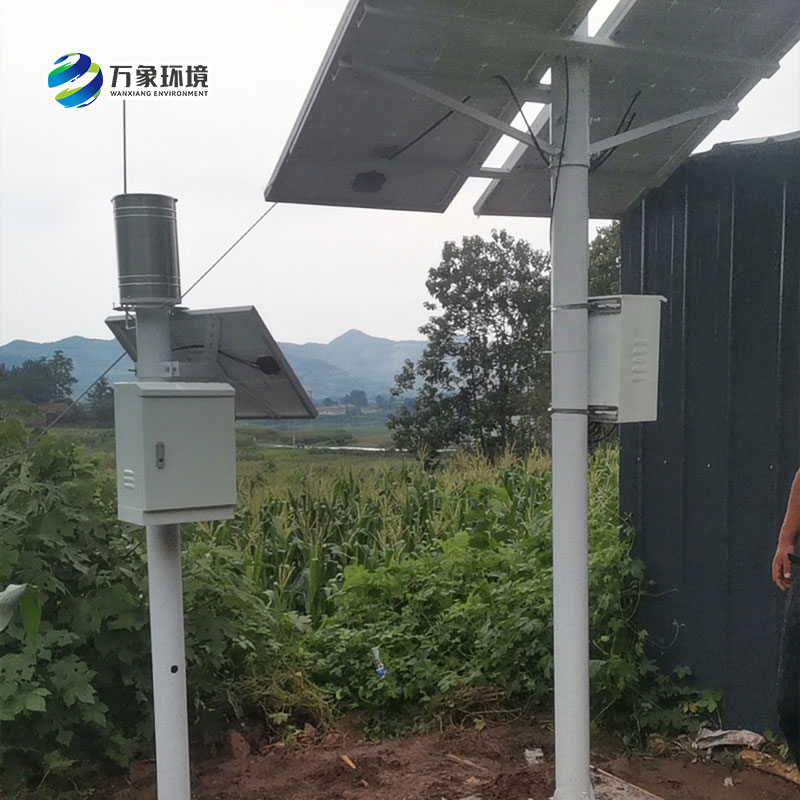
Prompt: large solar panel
<box><xmin>265</xmin><ymin>0</ymin><xmax>594</xmax><ymax>211</ymax></box>
<box><xmin>266</xmin><ymin>0</ymin><xmax>800</xmax><ymax>218</ymax></box>
<box><xmin>475</xmin><ymin>0</ymin><xmax>800</xmax><ymax>217</ymax></box>
<box><xmin>106</xmin><ymin>307</ymin><xmax>317</xmax><ymax>421</ymax></box>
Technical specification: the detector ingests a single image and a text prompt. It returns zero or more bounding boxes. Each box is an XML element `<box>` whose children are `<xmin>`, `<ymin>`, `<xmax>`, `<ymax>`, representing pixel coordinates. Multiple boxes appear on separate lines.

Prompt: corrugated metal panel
<box><xmin>620</xmin><ymin>135</ymin><xmax>800</xmax><ymax>731</ymax></box>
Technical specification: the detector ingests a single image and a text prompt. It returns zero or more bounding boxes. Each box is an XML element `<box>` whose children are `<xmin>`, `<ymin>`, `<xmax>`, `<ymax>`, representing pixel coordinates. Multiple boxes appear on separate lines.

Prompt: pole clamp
<box><xmin>549</xmin><ymin>161</ymin><xmax>590</xmax><ymax>169</ymax></box>
<box><xmin>137</xmin><ymin>360</ymin><xmax>181</xmax><ymax>379</ymax></box>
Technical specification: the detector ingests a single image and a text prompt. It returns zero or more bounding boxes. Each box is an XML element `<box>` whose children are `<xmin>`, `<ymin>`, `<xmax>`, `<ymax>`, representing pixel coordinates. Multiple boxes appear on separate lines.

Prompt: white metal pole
<box><xmin>136</xmin><ymin>305</ymin><xmax>192</xmax><ymax>800</ymax></box>
<box><xmin>549</xmin><ymin>50</ymin><xmax>594</xmax><ymax>800</ymax></box>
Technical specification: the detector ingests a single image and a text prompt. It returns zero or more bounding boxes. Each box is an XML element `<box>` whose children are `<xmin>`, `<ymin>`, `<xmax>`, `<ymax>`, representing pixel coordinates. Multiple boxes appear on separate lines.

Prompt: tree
<box><xmin>343</xmin><ymin>389</ymin><xmax>368</xmax><ymax>408</ymax></box>
<box><xmin>388</xmin><ymin>229</ymin><xmax>551</xmax><ymax>458</ymax></box>
<box><xmin>47</xmin><ymin>350</ymin><xmax>77</xmax><ymax>402</ymax></box>
<box><xmin>388</xmin><ymin>225</ymin><xmax>622</xmax><ymax>458</ymax></box>
<box><xmin>0</xmin><ymin>359</ymin><xmax>54</xmax><ymax>404</ymax></box>
<box><xmin>589</xmin><ymin>222</ymin><xmax>621</xmax><ymax>297</ymax></box>
<box><xmin>0</xmin><ymin>351</ymin><xmax>76</xmax><ymax>405</ymax></box>
<box><xmin>86</xmin><ymin>376</ymin><xmax>114</xmax><ymax>424</ymax></box>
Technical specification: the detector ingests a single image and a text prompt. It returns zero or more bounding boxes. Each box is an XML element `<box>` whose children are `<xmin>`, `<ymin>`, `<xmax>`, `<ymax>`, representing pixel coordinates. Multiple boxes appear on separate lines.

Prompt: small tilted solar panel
<box><xmin>265</xmin><ymin>0</ymin><xmax>800</xmax><ymax>218</ymax></box>
<box><xmin>106</xmin><ymin>306</ymin><xmax>317</xmax><ymax>420</ymax></box>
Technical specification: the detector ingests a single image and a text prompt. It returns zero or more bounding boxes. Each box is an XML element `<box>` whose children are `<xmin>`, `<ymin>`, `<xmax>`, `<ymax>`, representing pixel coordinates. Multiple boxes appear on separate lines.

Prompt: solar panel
<box><xmin>106</xmin><ymin>307</ymin><xmax>318</xmax><ymax>420</ymax></box>
<box><xmin>266</xmin><ymin>0</ymin><xmax>800</xmax><ymax>218</ymax></box>
<box><xmin>265</xmin><ymin>0</ymin><xmax>594</xmax><ymax>212</ymax></box>
<box><xmin>475</xmin><ymin>0</ymin><xmax>800</xmax><ymax>217</ymax></box>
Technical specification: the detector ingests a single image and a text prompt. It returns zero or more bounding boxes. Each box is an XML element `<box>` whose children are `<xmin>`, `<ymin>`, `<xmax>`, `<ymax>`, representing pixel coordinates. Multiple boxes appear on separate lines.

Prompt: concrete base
<box><xmin>592</xmin><ymin>767</ymin><xmax>665</xmax><ymax>800</ymax></box>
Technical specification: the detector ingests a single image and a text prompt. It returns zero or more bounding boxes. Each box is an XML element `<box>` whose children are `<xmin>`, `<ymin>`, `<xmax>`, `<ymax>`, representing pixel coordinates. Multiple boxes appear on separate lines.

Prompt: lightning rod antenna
<box><xmin>122</xmin><ymin>100</ymin><xmax>128</xmax><ymax>193</ymax></box>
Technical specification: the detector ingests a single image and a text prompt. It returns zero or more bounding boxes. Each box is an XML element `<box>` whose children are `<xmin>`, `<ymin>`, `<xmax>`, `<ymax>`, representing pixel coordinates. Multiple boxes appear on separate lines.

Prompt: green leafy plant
<box><xmin>0</xmin><ymin>422</ymin><xmax>292</xmax><ymax>791</ymax></box>
<box><xmin>0</xmin><ymin>420</ymin><xmax>152</xmax><ymax>789</ymax></box>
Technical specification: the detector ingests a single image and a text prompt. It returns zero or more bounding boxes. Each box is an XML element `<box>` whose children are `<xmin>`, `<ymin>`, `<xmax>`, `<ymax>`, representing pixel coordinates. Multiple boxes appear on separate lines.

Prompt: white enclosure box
<box><xmin>114</xmin><ymin>382</ymin><xmax>237</xmax><ymax>525</ymax></box>
<box><xmin>588</xmin><ymin>295</ymin><xmax>666</xmax><ymax>423</ymax></box>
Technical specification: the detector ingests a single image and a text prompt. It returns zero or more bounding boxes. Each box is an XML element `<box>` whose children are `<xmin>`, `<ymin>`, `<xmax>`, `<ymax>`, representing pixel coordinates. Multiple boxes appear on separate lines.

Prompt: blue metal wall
<box><xmin>620</xmin><ymin>135</ymin><xmax>800</xmax><ymax>731</ymax></box>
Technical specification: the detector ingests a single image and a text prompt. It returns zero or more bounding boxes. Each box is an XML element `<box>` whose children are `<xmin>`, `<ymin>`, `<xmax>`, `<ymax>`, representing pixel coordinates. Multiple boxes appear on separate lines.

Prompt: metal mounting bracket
<box><xmin>343</xmin><ymin>59</ymin><xmax>558</xmax><ymax>156</ymax></box>
<box><xmin>587</xmin><ymin>297</ymin><xmax>622</xmax><ymax>315</ymax></box>
<box><xmin>137</xmin><ymin>360</ymin><xmax>182</xmax><ymax>379</ymax></box>
<box><xmin>590</xmin><ymin>100</ymin><xmax>738</xmax><ymax>155</ymax></box>
<box><xmin>588</xmin><ymin>406</ymin><xmax>619</xmax><ymax>422</ymax></box>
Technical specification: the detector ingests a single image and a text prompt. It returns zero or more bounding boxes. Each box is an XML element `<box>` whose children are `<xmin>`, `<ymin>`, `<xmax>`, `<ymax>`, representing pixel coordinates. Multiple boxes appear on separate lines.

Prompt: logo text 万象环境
<box><xmin>107</xmin><ymin>64</ymin><xmax>209</xmax><ymax>97</ymax></box>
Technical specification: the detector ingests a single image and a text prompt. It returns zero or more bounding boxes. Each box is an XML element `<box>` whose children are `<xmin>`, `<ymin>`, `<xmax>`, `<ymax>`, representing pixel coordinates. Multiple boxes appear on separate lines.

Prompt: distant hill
<box><xmin>0</xmin><ymin>329</ymin><xmax>426</xmax><ymax>402</ymax></box>
<box><xmin>0</xmin><ymin>336</ymin><xmax>135</xmax><ymax>396</ymax></box>
<box><xmin>280</xmin><ymin>329</ymin><xmax>426</xmax><ymax>400</ymax></box>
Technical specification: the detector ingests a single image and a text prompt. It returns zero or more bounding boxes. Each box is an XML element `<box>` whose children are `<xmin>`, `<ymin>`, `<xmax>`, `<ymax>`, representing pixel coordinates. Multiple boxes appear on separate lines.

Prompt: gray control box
<box><xmin>588</xmin><ymin>295</ymin><xmax>666</xmax><ymax>423</ymax></box>
<box><xmin>114</xmin><ymin>382</ymin><xmax>237</xmax><ymax>525</ymax></box>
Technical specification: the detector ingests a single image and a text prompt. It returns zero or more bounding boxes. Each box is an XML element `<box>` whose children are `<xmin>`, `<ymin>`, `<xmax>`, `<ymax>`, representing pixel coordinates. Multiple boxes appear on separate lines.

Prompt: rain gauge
<box><xmin>107</xmin><ymin>193</ymin><xmax>316</xmax><ymax>799</ymax></box>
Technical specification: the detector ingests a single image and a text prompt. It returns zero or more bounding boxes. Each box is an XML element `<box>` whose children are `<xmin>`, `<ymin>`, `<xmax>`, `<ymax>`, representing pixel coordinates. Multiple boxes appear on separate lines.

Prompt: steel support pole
<box><xmin>549</xmin><ymin>53</ymin><xmax>594</xmax><ymax>800</ymax></box>
<box><xmin>136</xmin><ymin>306</ymin><xmax>192</xmax><ymax>800</ymax></box>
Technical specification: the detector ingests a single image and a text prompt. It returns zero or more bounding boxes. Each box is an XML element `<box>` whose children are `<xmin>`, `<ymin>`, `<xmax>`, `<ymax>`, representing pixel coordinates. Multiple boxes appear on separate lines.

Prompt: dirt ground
<box><xmin>106</xmin><ymin>719</ymin><xmax>798</xmax><ymax>800</ymax></box>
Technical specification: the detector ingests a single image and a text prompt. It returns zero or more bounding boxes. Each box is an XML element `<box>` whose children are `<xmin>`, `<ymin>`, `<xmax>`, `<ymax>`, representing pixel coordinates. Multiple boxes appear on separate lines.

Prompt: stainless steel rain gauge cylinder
<box><xmin>112</xmin><ymin>193</ymin><xmax>182</xmax><ymax>307</ymax></box>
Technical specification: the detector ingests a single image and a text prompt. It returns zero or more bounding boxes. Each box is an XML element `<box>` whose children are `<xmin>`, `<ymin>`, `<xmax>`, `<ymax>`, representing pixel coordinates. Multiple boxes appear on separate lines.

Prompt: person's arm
<box><xmin>773</xmin><ymin>468</ymin><xmax>800</xmax><ymax>591</ymax></box>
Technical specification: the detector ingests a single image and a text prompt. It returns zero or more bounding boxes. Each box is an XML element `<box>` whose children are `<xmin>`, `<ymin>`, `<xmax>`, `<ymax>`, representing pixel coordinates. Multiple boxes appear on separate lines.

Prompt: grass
<box><xmin>198</xmin><ymin>449</ymin><xmax>560</xmax><ymax>626</ymax></box>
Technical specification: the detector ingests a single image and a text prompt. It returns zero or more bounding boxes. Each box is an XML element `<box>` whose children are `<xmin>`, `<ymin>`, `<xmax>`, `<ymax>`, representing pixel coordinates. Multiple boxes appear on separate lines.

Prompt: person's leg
<box><xmin>777</xmin><ymin>582</ymin><xmax>800</xmax><ymax>766</ymax></box>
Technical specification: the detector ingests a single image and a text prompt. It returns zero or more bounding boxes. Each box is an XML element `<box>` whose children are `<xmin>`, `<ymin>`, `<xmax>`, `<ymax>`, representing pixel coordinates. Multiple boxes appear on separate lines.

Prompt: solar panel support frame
<box><xmin>589</xmin><ymin>99</ymin><xmax>739</xmax><ymax>155</ymax></box>
<box><xmin>345</xmin><ymin>59</ymin><xmax>558</xmax><ymax>155</ymax></box>
<box><xmin>339</xmin><ymin>49</ymin><xmax>744</xmax><ymax>220</ymax></box>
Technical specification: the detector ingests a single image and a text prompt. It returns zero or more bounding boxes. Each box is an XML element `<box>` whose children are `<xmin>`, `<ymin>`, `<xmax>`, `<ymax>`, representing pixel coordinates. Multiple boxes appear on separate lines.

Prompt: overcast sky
<box><xmin>1</xmin><ymin>1</ymin><xmax>798</xmax><ymax>347</ymax></box>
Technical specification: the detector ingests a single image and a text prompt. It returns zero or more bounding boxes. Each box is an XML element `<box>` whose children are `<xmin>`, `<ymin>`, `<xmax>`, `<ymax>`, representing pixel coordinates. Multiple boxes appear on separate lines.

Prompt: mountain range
<box><xmin>0</xmin><ymin>329</ymin><xmax>426</xmax><ymax>403</ymax></box>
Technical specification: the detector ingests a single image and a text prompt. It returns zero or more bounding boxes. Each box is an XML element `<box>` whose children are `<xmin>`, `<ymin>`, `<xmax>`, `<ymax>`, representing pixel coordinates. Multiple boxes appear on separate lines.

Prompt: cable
<box><xmin>548</xmin><ymin>56</ymin><xmax>571</xmax><ymax>249</ymax></box>
<box><xmin>219</xmin><ymin>350</ymin><xmax>262</xmax><ymax>370</ymax></box>
<box><xmin>492</xmin><ymin>75</ymin><xmax>551</xmax><ymax>167</ymax></box>
<box><xmin>388</xmin><ymin>96</ymin><xmax>471</xmax><ymax>160</ymax></box>
<box><xmin>181</xmin><ymin>202</ymin><xmax>279</xmax><ymax>298</ymax></box>
<box><xmin>172</xmin><ymin>344</ymin><xmax>257</xmax><ymax>368</ymax></box>
<box><xmin>589</xmin><ymin>420</ymin><xmax>618</xmax><ymax>447</ymax></box>
<box><xmin>589</xmin><ymin>112</ymin><xmax>636</xmax><ymax>173</ymax></box>
<box><xmin>590</xmin><ymin>90</ymin><xmax>642</xmax><ymax>173</ymax></box>
<box><xmin>550</xmin><ymin>57</ymin><xmax>570</xmax><ymax>216</ymax></box>
<box><xmin>171</xmin><ymin>344</ymin><xmax>267</xmax><ymax>372</ymax></box>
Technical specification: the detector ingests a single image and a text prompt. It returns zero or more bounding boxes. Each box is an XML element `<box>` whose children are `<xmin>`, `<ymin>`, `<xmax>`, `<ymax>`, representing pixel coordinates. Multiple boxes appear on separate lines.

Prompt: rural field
<box><xmin>0</xmin><ymin>421</ymin><xmax>796</xmax><ymax>799</ymax></box>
